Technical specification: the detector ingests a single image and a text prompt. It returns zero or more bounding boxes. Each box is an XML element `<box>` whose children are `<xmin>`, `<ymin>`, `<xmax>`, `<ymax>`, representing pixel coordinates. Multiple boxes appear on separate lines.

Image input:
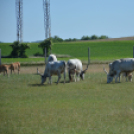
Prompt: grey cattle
<box><xmin>67</xmin><ymin>59</ymin><xmax>88</xmax><ymax>82</ymax></box>
<box><xmin>104</xmin><ymin>62</ymin><xmax>133</xmax><ymax>82</ymax></box>
<box><xmin>38</xmin><ymin>61</ymin><xmax>66</xmax><ymax>85</ymax></box>
<box><xmin>106</xmin><ymin>58</ymin><xmax>134</xmax><ymax>83</ymax></box>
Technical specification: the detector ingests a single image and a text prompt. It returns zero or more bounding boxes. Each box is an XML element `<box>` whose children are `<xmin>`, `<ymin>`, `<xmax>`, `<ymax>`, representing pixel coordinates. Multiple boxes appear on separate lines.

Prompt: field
<box><xmin>1</xmin><ymin>65</ymin><xmax>134</xmax><ymax>134</ymax></box>
<box><xmin>1</xmin><ymin>40</ymin><xmax>134</xmax><ymax>64</ymax></box>
<box><xmin>1</xmin><ymin>40</ymin><xmax>134</xmax><ymax>133</ymax></box>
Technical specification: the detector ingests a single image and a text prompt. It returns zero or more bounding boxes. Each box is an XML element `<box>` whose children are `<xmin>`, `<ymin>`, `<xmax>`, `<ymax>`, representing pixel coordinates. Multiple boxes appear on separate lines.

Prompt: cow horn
<box><xmin>103</xmin><ymin>67</ymin><xmax>108</xmax><ymax>75</ymax></box>
<box><xmin>37</xmin><ymin>68</ymin><xmax>43</xmax><ymax>76</ymax></box>
<box><xmin>82</xmin><ymin>64</ymin><xmax>89</xmax><ymax>74</ymax></box>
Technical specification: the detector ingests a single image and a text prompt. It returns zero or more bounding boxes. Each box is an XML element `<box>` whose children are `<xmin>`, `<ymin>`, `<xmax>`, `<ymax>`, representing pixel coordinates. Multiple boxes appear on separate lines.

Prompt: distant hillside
<box><xmin>76</xmin><ymin>36</ymin><xmax>134</xmax><ymax>43</ymax></box>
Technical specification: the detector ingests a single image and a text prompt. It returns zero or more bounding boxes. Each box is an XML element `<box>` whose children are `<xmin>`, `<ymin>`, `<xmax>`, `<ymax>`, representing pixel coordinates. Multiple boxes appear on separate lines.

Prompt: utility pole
<box><xmin>16</xmin><ymin>0</ymin><xmax>23</xmax><ymax>43</ymax></box>
<box><xmin>43</xmin><ymin>0</ymin><xmax>51</xmax><ymax>39</ymax></box>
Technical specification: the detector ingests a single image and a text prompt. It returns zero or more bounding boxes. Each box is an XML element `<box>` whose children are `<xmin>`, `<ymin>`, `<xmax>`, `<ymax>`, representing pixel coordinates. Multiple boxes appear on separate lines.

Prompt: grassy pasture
<box><xmin>0</xmin><ymin>65</ymin><xmax>134</xmax><ymax>134</ymax></box>
<box><xmin>1</xmin><ymin>40</ymin><xmax>134</xmax><ymax>64</ymax></box>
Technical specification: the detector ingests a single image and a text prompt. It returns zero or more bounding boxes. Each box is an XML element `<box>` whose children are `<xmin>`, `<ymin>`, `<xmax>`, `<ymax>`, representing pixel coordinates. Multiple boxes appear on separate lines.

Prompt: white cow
<box><xmin>47</xmin><ymin>54</ymin><xmax>57</xmax><ymax>63</ymax></box>
<box><xmin>38</xmin><ymin>61</ymin><xmax>66</xmax><ymax>85</ymax></box>
<box><xmin>104</xmin><ymin>62</ymin><xmax>133</xmax><ymax>82</ymax></box>
<box><xmin>105</xmin><ymin>58</ymin><xmax>134</xmax><ymax>83</ymax></box>
<box><xmin>37</xmin><ymin>54</ymin><xmax>58</xmax><ymax>79</ymax></box>
<box><xmin>67</xmin><ymin>59</ymin><xmax>88</xmax><ymax>82</ymax></box>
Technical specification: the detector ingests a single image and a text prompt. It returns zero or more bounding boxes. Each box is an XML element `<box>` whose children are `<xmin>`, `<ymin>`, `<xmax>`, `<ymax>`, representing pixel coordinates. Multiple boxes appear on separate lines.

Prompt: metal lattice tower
<box><xmin>16</xmin><ymin>0</ymin><xmax>23</xmax><ymax>43</ymax></box>
<box><xmin>43</xmin><ymin>0</ymin><xmax>51</xmax><ymax>39</ymax></box>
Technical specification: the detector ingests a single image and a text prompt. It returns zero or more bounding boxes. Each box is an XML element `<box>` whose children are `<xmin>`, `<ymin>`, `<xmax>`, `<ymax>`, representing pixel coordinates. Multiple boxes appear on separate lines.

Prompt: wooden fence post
<box><xmin>88</xmin><ymin>47</ymin><xmax>90</xmax><ymax>65</ymax></box>
<box><xmin>45</xmin><ymin>48</ymin><xmax>47</xmax><ymax>64</ymax></box>
<box><xmin>0</xmin><ymin>49</ymin><xmax>1</xmax><ymax>65</ymax></box>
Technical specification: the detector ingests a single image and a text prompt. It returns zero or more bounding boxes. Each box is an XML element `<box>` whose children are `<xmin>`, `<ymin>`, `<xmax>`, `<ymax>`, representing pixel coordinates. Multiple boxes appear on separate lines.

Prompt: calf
<box><xmin>38</xmin><ymin>61</ymin><xmax>66</xmax><ymax>85</ymax></box>
<box><xmin>0</xmin><ymin>64</ymin><xmax>9</xmax><ymax>76</ymax></box>
<box><xmin>10</xmin><ymin>62</ymin><xmax>20</xmax><ymax>74</ymax></box>
<box><xmin>122</xmin><ymin>71</ymin><xmax>133</xmax><ymax>82</ymax></box>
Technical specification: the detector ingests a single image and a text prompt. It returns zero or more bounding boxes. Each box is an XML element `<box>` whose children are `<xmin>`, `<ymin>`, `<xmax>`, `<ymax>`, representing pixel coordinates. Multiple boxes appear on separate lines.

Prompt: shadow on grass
<box><xmin>28</xmin><ymin>80</ymin><xmax>70</xmax><ymax>87</ymax></box>
<box><xmin>28</xmin><ymin>83</ymin><xmax>49</xmax><ymax>87</ymax></box>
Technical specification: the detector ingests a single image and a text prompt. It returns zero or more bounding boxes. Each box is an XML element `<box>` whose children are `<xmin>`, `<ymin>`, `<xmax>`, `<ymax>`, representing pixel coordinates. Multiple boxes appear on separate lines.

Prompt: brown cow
<box><xmin>0</xmin><ymin>64</ymin><xmax>9</xmax><ymax>76</ymax></box>
<box><xmin>10</xmin><ymin>62</ymin><xmax>20</xmax><ymax>74</ymax></box>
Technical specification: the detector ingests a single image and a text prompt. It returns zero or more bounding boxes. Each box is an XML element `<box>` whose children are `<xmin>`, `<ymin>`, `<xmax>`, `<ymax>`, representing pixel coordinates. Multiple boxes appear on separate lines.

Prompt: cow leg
<box><xmin>63</xmin><ymin>71</ymin><xmax>66</xmax><ymax>84</ymax></box>
<box><xmin>18</xmin><ymin>67</ymin><xmax>20</xmax><ymax>74</ymax></box>
<box><xmin>57</xmin><ymin>73</ymin><xmax>61</xmax><ymax>84</ymax></box>
<box><xmin>115</xmin><ymin>71</ymin><xmax>120</xmax><ymax>83</ymax></box>
<box><xmin>68</xmin><ymin>72</ymin><xmax>72</xmax><ymax>82</ymax></box>
<box><xmin>76</xmin><ymin>73</ymin><xmax>79</xmax><ymax>81</ymax></box>
<box><xmin>73</xmin><ymin>75</ymin><xmax>76</xmax><ymax>82</ymax></box>
<box><xmin>49</xmin><ymin>76</ymin><xmax>52</xmax><ymax>85</ymax></box>
<box><xmin>119</xmin><ymin>74</ymin><xmax>121</xmax><ymax>82</ymax></box>
<box><xmin>126</xmin><ymin>77</ymin><xmax>128</xmax><ymax>82</ymax></box>
<box><xmin>13</xmin><ymin>69</ymin><xmax>14</xmax><ymax>74</ymax></box>
<box><xmin>4</xmin><ymin>70</ymin><xmax>8</xmax><ymax>76</ymax></box>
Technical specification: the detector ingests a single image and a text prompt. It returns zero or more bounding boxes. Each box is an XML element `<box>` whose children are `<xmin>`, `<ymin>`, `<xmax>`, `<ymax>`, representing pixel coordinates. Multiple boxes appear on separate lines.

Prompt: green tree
<box><xmin>10</xmin><ymin>41</ymin><xmax>20</xmax><ymax>58</ymax></box>
<box><xmin>91</xmin><ymin>35</ymin><xmax>98</xmax><ymax>40</ymax></box>
<box><xmin>38</xmin><ymin>38</ymin><xmax>52</xmax><ymax>56</ymax></box>
<box><xmin>51</xmin><ymin>36</ymin><xmax>63</xmax><ymax>43</ymax></box>
<box><xmin>10</xmin><ymin>41</ymin><xmax>30</xmax><ymax>58</ymax></box>
<box><xmin>19</xmin><ymin>43</ymin><xmax>30</xmax><ymax>58</ymax></box>
<box><xmin>81</xmin><ymin>36</ymin><xmax>90</xmax><ymax>40</ymax></box>
<box><xmin>99</xmin><ymin>35</ymin><xmax>108</xmax><ymax>39</ymax></box>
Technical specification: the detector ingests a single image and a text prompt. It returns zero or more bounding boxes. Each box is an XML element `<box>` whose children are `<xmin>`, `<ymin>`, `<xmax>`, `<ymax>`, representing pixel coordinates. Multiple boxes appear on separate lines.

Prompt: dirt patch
<box><xmin>17</xmin><ymin>64</ymin><xmax>109</xmax><ymax>75</ymax></box>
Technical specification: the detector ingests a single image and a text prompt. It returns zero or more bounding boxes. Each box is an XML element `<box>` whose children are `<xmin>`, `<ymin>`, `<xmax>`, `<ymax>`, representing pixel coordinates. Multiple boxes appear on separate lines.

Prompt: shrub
<box><xmin>38</xmin><ymin>38</ymin><xmax>52</xmax><ymax>56</ymax></box>
<box><xmin>10</xmin><ymin>41</ymin><xmax>30</xmax><ymax>58</ymax></box>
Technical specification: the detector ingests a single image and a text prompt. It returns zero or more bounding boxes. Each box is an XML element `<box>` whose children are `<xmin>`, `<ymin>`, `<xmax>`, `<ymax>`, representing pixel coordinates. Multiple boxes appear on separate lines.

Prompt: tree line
<box><xmin>8</xmin><ymin>35</ymin><xmax>108</xmax><ymax>58</ymax></box>
<box><xmin>51</xmin><ymin>35</ymin><xmax>108</xmax><ymax>43</ymax></box>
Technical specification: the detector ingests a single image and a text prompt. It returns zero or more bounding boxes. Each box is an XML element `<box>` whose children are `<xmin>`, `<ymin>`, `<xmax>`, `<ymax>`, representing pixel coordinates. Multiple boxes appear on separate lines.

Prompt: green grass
<box><xmin>1</xmin><ymin>72</ymin><xmax>134</xmax><ymax>134</ymax></box>
<box><xmin>1</xmin><ymin>40</ymin><xmax>134</xmax><ymax>64</ymax></box>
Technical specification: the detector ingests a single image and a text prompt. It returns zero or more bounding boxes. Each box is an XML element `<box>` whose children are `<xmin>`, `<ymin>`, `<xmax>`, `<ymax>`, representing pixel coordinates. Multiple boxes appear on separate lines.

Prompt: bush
<box><xmin>38</xmin><ymin>38</ymin><xmax>52</xmax><ymax>56</ymax></box>
<box><xmin>10</xmin><ymin>41</ymin><xmax>30</xmax><ymax>58</ymax></box>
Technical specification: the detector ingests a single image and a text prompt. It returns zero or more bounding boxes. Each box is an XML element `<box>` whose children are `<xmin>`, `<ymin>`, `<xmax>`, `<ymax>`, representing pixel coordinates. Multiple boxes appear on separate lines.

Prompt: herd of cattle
<box><xmin>37</xmin><ymin>54</ymin><xmax>134</xmax><ymax>84</ymax></box>
<box><xmin>37</xmin><ymin>54</ymin><xmax>89</xmax><ymax>84</ymax></box>
<box><xmin>0</xmin><ymin>54</ymin><xmax>134</xmax><ymax>84</ymax></box>
<box><xmin>0</xmin><ymin>62</ymin><xmax>20</xmax><ymax>76</ymax></box>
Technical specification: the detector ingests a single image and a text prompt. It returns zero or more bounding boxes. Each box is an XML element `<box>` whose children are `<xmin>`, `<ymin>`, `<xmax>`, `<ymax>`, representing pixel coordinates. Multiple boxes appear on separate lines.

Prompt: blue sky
<box><xmin>0</xmin><ymin>0</ymin><xmax>134</xmax><ymax>42</ymax></box>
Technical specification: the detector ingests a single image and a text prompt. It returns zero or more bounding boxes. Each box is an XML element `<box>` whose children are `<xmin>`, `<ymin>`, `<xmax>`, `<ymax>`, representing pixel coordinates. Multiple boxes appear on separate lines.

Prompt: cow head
<box><xmin>80</xmin><ymin>64</ymin><xmax>89</xmax><ymax>80</ymax></box>
<box><xmin>103</xmin><ymin>67</ymin><xmax>114</xmax><ymax>83</ymax></box>
<box><xmin>37</xmin><ymin>68</ymin><xmax>47</xmax><ymax>84</ymax></box>
<box><xmin>107</xmin><ymin>75</ymin><xmax>114</xmax><ymax>83</ymax></box>
<box><xmin>40</xmin><ymin>75</ymin><xmax>47</xmax><ymax>84</ymax></box>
